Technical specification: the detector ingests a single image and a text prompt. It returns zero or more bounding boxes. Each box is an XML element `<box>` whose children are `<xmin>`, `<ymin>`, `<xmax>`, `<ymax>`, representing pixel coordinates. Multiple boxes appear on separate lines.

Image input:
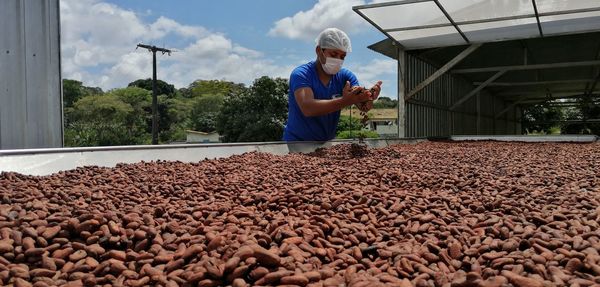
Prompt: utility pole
<box><xmin>136</xmin><ymin>43</ymin><xmax>172</xmax><ymax>145</ymax></box>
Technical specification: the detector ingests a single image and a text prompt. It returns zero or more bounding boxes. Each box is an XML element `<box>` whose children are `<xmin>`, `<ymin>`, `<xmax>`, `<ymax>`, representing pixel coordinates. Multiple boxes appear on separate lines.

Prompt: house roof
<box><xmin>185</xmin><ymin>130</ymin><xmax>218</xmax><ymax>135</ymax></box>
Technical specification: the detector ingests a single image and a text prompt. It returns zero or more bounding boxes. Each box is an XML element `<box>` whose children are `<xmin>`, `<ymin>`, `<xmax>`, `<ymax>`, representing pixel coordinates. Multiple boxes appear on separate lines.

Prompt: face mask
<box><xmin>320</xmin><ymin>52</ymin><xmax>343</xmax><ymax>75</ymax></box>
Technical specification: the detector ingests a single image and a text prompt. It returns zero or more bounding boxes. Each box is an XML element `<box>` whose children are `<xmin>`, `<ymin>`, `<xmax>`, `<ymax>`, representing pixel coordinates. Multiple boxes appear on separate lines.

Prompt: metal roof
<box><xmin>369</xmin><ymin>32</ymin><xmax>600</xmax><ymax>104</ymax></box>
<box><xmin>354</xmin><ymin>0</ymin><xmax>600</xmax><ymax>50</ymax></box>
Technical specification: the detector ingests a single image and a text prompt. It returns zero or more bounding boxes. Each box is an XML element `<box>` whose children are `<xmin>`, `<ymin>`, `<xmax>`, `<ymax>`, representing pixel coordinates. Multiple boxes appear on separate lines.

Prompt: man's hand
<box><xmin>354</xmin><ymin>81</ymin><xmax>382</xmax><ymax>112</ymax></box>
<box><xmin>369</xmin><ymin>81</ymin><xmax>383</xmax><ymax>101</ymax></box>
<box><xmin>342</xmin><ymin>81</ymin><xmax>371</xmax><ymax>105</ymax></box>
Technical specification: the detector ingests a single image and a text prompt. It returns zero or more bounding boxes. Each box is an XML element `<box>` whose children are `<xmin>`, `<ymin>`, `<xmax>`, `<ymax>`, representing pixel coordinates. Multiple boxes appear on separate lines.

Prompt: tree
<box><xmin>160</xmin><ymin>97</ymin><xmax>194</xmax><ymax>142</ymax></box>
<box><xmin>190</xmin><ymin>94</ymin><xmax>225</xmax><ymax>132</ymax></box>
<box><xmin>336</xmin><ymin>115</ymin><xmax>362</xmax><ymax>134</ymax></box>
<box><xmin>109</xmin><ymin>87</ymin><xmax>184</xmax><ymax>140</ymax></box>
<box><xmin>216</xmin><ymin>76</ymin><xmax>288</xmax><ymax>142</ymax></box>
<box><xmin>373</xmin><ymin>97</ymin><xmax>398</xmax><ymax>109</ymax></box>
<box><xmin>561</xmin><ymin>96</ymin><xmax>600</xmax><ymax>135</ymax></box>
<box><xmin>107</xmin><ymin>87</ymin><xmax>153</xmax><ymax>132</ymax></box>
<box><xmin>522</xmin><ymin>104</ymin><xmax>564</xmax><ymax>134</ymax></box>
<box><xmin>184</xmin><ymin>79</ymin><xmax>246</xmax><ymax>98</ymax></box>
<box><xmin>128</xmin><ymin>78</ymin><xmax>176</xmax><ymax>97</ymax></box>
<box><xmin>63</xmin><ymin>79</ymin><xmax>103</xmax><ymax>108</ymax></box>
<box><xmin>64</xmin><ymin>94</ymin><xmax>149</xmax><ymax>146</ymax></box>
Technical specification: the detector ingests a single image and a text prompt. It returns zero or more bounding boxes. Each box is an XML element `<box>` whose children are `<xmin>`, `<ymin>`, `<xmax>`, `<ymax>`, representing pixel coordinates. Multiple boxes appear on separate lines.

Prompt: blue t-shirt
<box><xmin>282</xmin><ymin>61</ymin><xmax>359</xmax><ymax>141</ymax></box>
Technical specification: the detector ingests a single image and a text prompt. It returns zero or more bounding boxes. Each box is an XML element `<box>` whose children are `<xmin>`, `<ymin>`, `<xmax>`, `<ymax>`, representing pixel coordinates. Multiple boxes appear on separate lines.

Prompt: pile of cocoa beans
<box><xmin>0</xmin><ymin>141</ymin><xmax>599</xmax><ymax>287</ymax></box>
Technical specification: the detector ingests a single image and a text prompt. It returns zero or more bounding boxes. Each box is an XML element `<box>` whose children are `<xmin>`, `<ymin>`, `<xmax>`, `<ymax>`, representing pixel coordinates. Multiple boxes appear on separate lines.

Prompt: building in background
<box><xmin>185</xmin><ymin>130</ymin><xmax>221</xmax><ymax>143</ymax></box>
<box><xmin>354</xmin><ymin>0</ymin><xmax>600</xmax><ymax>138</ymax></box>
<box><xmin>0</xmin><ymin>0</ymin><xmax>62</xmax><ymax>149</ymax></box>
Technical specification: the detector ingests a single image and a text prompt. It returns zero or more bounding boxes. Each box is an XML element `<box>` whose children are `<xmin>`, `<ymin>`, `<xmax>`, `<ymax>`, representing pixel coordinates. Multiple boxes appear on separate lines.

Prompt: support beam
<box><xmin>539</xmin><ymin>103</ymin><xmax>600</xmax><ymax>108</ymax></box>
<box><xmin>397</xmin><ymin>48</ymin><xmax>406</xmax><ymax>138</ymax></box>
<box><xmin>516</xmin><ymin>106</ymin><xmax>522</xmax><ymax>134</ymax></box>
<box><xmin>451</xmin><ymin>70</ymin><xmax>506</xmax><ymax>110</ymax></box>
<box><xmin>476</xmin><ymin>92</ymin><xmax>481</xmax><ymax>134</ymax></box>
<box><xmin>498</xmin><ymin>88</ymin><xmax>600</xmax><ymax>97</ymax></box>
<box><xmin>474</xmin><ymin>79</ymin><xmax>594</xmax><ymax>87</ymax></box>
<box><xmin>585</xmin><ymin>40</ymin><xmax>600</xmax><ymax>93</ymax></box>
<box><xmin>514</xmin><ymin>93</ymin><xmax>600</xmax><ymax>103</ymax></box>
<box><xmin>531</xmin><ymin>0</ymin><xmax>544</xmax><ymax>37</ymax></box>
<box><xmin>586</xmin><ymin>70</ymin><xmax>600</xmax><ymax>96</ymax></box>
<box><xmin>527</xmin><ymin>119</ymin><xmax>600</xmax><ymax>124</ymax></box>
<box><xmin>451</xmin><ymin>60</ymin><xmax>600</xmax><ymax>74</ymax></box>
<box><xmin>353</xmin><ymin>0</ymin><xmax>431</xmax><ymax>10</ymax></box>
<box><xmin>405</xmin><ymin>43</ymin><xmax>481</xmax><ymax>100</ymax></box>
<box><xmin>407</xmin><ymin>98</ymin><xmax>503</xmax><ymax>121</ymax></box>
<box><xmin>353</xmin><ymin>4</ymin><xmax>408</xmax><ymax>49</ymax></box>
<box><xmin>495</xmin><ymin>99</ymin><xmax>524</xmax><ymax>119</ymax></box>
<box><xmin>433</xmin><ymin>0</ymin><xmax>469</xmax><ymax>44</ymax></box>
<box><xmin>520</xmin><ymin>98</ymin><xmax>600</xmax><ymax>105</ymax></box>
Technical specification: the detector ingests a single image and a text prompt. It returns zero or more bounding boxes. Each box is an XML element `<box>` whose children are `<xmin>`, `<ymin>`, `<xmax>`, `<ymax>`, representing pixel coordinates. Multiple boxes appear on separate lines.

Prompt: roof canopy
<box><xmin>354</xmin><ymin>0</ymin><xmax>600</xmax><ymax>50</ymax></box>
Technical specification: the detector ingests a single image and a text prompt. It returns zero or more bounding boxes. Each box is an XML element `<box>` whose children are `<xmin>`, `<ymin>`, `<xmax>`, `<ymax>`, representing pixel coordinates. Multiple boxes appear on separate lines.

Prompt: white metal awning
<box><xmin>353</xmin><ymin>0</ymin><xmax>600</xmax><ymax>50</ymax></box>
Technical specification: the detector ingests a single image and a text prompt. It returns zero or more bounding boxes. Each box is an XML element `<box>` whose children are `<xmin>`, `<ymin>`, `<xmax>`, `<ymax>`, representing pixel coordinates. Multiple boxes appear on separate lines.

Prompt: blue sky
<box><xmin>60</xmin><ymin>0</ymin><xmax>398</xmax><ymax>99</ymax></box>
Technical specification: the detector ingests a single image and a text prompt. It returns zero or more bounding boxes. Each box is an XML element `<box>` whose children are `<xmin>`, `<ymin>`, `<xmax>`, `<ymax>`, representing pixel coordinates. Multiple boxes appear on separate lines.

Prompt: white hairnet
<box><xmin>315</xmin><ymin>28</ymin><xmax>352</xmax><ymax>53</ymax></box>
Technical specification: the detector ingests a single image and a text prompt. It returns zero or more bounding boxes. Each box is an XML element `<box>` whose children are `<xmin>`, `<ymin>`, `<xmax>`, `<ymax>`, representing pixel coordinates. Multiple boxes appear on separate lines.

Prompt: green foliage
<box><xmin>561</xmin><ymin>96</ymin><xmax>600</xmax><ymax>135</ymax></box>
<box><xmin>522</xmin><ymin>104</ymin><xmax>564</xmax><ymax>134</ymax></box>
<box><xmin>216</xmin><ymin>76</ymin><xmax>288</xmax><ymax>142</ymax></box>
<box><xmin>337</xmin><ymin>115</ymin><xmax>362</xmax><ymax>134</ymax></box>
<box><xmin>184</xmin><ymin>79</ymin><xmax>246</xmax><ymax>98</ymax></box>
<box><xmin>373</xmin><ymin>97</ymin><xmax>397</xmax><ymax>109</ymax></box>
<box><xmin>64</xmin><ymin>77</ymin><xmax>291</xmax><ymax>145</ymax></box>
<box><xmin>336</xmin><ymin>130</ymin><xmax>379</xmax><ymax>139</ymax></box>
<box><xmin>128</xmin><ymin>78</ymin><xmax>176</xmax><ymax>97</ymax></box>
<box><xmin>160</xmin><ymin>97</ymin><xmax>194</xmax><ymax>142</ymax></box>
<box><xmin>190</xmin><ymin>94</ymin><xmax>225</xmax><ymax>132</ymax></box>
<box><xmin>64</xmin><ymin>94</ymin><xmax>149</xmax><ymax>146</ymax></box>
<box><xmin>107</xmin><ymin>87</ymin><xmax>153</xmax><ymax>132</ymax></box>
<box><xmin>62</xmin><ymin>79</ymin><xmax>102</xmax><ymax>108</ymax></box>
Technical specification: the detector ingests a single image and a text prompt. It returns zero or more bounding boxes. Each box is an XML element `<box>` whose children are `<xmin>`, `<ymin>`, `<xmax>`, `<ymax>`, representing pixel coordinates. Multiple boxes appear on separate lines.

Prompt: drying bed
<box><xmin>0</xmin><ymin>141</ymin><xmax>599</xmax><ymax>287</ymax></box>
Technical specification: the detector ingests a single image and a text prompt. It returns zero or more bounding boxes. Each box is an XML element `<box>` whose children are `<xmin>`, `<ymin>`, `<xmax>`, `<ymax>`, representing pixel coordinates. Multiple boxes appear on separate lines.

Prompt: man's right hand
<box><xmin>342</xmin><ymin>81</ymin><xmax>371</xmax><ymax>105</ymax></box>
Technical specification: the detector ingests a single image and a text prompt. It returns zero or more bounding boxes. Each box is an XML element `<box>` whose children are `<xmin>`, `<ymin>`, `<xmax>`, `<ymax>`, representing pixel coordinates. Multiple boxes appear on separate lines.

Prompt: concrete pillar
<box><xmin>397</xmin><ymin>48</ymin><xmax>406</xmax><ymax>138</ymax></box>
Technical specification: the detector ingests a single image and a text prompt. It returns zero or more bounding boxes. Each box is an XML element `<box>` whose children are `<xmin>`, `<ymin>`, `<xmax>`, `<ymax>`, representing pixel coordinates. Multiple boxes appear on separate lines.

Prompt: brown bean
<box><xmin>232</xmin><ymin>278</ymin><xmax>248</xmax><ymax>287</ymax></box>
<box><xmin>501</xmin><ymin>270</ymin><xmax>544</xmax><ymax>287</ymax></box>
<box><xmin>251</xmin><ymin>245</ymin><xmax>281</xmax><ymax>267</ymax></box>
<box><xmin>249</xmin><ymin>266</ymin><xmax>270</xmax><ymax>281</ymax></box>
<box><xmin>255</xmin><ymin>270</ymin><xmax>294</xmax><ymax>285</ymax></box>
<box><xmin>280</xmin><ymin>274</ymin><xmax>310</xmax><ymax>286</ymax></box>
<box><xmin>40</xmin><ymin>226</ymin><xmax>61</xmax><ymax>240</ymax></box>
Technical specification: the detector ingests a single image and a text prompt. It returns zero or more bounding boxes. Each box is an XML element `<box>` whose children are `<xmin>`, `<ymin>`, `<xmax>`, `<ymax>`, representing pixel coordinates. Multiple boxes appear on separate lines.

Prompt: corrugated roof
<box><xmin>354</xmin><ymin>0</ymin><xmax>600</xmax><ymax>50</ymax></box>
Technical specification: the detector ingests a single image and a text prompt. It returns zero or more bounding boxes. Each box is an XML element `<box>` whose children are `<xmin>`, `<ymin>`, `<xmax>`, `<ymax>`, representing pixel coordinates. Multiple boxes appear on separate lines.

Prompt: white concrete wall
<box><xmin>376</xmin><ymin>124</ymin><xmax>399</xmax><ymax>135</ymax></box>
<box><xmin>0</xmin><ymin>139</ymin><xmax>427</xmax><ymax>176</ymax></box>
<box><xmin>0</xmin><ymin>0</ymin><xmax>62</xmax><ymax>149</ymax></box>
<box><xmin>186</xmin><ymin>133</ymin><xmax>221</xmax><ymax>143</ymax></box>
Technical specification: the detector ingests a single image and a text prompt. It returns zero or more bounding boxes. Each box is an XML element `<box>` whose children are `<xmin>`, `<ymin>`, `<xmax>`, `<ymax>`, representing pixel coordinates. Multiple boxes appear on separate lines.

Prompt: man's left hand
<box><xmin>369</xmin><ymin>81</ymin><xmax>382</xmax><ymax>100</ymax></box>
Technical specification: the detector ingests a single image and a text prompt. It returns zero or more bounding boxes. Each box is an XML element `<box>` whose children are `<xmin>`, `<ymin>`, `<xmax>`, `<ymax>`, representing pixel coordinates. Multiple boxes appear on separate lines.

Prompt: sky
<box><xmin>59</xmin><ymin>0</ymin><xmax>398</xmax><ymax>99</ymax></box>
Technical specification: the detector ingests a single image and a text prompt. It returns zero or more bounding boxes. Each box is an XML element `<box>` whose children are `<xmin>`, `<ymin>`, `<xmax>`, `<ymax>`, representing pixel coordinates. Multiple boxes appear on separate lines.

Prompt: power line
<box><xmin>136</xmin><ymin>43</ymin><xmax>173</xmax><ymax>145</ymax></box>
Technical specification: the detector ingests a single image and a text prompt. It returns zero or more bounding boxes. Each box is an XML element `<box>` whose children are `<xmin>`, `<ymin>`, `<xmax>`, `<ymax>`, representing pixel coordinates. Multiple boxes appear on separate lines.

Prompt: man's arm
<box><xmin>295</xmin><ymin>81</ymin><xmax>371</xmax><ymax>117</ymax></box>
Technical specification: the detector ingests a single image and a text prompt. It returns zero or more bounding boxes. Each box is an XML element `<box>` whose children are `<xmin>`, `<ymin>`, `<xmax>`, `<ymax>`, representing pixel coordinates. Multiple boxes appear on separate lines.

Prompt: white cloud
<box><xmin>60</xmin><ymin>0</ymin><xmax>396</xmax><ymax>95</ymax></box>
<box><xmin>149</xmin><ymin>16</ymin><xmax>207</xmax><ymax>39</ymax></box>
<box><xmin>350</xmin><ymin>58</ymin><xmax>395</xmax><ymax>85</ymax></box>
<box><xmin>268</xmin><ymin>0</ymin><xmax>368</xmax><ymax>42</ymax></box>
<box><xmin>60</xmin><ymin>0</ymin><xmax>291</xmax><ymax>90</ymax></box>
<box><xmin>347</xmin><ymin>59</ymin><xmax>397</xmax><ymax>99</ymax></box>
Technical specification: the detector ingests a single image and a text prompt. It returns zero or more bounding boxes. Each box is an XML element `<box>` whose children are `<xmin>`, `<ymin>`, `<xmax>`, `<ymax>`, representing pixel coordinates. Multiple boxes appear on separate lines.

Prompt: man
<box><xmin>282</xmin><ymin>28</ymin><xmax>382</xmax><ymax>141</ymax></box>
